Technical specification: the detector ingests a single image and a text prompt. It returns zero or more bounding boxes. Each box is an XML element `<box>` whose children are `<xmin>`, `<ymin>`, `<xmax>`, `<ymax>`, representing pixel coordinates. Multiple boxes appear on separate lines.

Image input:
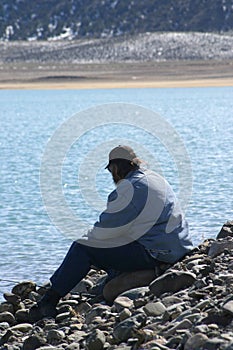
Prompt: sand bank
<box><xmin>0</xmin><ymin>61</ymin><xmax>233</xmax><ymax>89</ymax></box>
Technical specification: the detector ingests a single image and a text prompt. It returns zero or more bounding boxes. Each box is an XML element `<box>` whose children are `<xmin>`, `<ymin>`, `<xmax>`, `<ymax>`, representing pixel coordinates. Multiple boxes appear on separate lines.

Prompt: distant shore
<box><xmin>0</xmin><ymin>60</ymin><xmax>233</xmax><ymax>89</ymax></box>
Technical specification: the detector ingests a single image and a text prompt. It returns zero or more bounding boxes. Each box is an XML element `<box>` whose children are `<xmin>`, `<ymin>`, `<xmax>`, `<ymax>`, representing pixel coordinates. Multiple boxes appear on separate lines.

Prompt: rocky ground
<box><xmin>1</xmin><ymin>32</ymin><xmax>233</xmax><ymax>63</ymax></box>
<box><xmin>0</xmin><ymin>221</ymin><xmax>233</xmax><ymax>350</ymax></box>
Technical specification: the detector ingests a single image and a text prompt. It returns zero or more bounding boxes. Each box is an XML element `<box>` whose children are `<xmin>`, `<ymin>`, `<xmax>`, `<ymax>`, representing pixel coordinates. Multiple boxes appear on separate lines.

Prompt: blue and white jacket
<box><xmin>78</xmin><ymin>169</ymin><xmax>193</xmax><ymax>263</ymax></box>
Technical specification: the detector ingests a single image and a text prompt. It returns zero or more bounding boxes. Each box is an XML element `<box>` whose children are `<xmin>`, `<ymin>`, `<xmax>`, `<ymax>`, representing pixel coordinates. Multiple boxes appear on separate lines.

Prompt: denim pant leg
<box><xmin>50</xmin><ymin>240</ymin><xmax>159</xmax><ymax>297</ymax></box>
<box><xmin>50</xmin><ymin>241</ymin><xmax>92</xmax><ymax>297</ymax></box>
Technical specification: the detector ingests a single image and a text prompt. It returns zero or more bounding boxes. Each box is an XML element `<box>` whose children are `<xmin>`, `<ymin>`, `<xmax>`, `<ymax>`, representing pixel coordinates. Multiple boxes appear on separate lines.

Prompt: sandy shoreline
<box><xmin>0</xmin><ymin>61</ymin><xmax>233</xmax><ymax>89</ymax></box>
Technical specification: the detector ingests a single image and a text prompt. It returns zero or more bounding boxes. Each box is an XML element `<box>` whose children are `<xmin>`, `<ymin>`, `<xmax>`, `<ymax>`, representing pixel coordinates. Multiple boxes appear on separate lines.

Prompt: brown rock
<box><xmin>3</xmin><ymin>292</ymin><xmax>21</xmax><ymax>306</ymax></box>
<box><xmin>103</xmin><ymin>269</ymin><xmax>156</xmax><ymax>303</ymax></box>
<box><xmin>12</xmin><ymin>281</ymin><xmax>36</xmax><ymax>299</ymax></box>
<box><xmin>149</xmin><ymin>270</ymin><xmax>196</xmax><ymax>297</ymax></box>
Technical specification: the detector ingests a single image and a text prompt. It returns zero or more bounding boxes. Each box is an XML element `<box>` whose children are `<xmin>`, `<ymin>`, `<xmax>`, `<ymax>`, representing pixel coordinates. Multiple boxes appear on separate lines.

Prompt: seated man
<box><xmin>30</xmin><ymin>145</ymin><xmax>193</xmax><ymax>320</ymax></box>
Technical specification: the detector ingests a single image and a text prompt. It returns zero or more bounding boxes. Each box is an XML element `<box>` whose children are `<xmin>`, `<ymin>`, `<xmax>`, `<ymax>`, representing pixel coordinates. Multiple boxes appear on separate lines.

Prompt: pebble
<box><xmin>1</xmin><ymin>221</ymin><xmax>233</xmax><ymax>350</ymax></box>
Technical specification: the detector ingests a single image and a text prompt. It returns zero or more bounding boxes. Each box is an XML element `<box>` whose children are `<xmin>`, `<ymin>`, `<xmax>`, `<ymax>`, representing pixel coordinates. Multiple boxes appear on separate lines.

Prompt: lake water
<box><xmin>0</xmin><ymin>87</ymin><xmax>233</xmax><ymax>297</ymax></box>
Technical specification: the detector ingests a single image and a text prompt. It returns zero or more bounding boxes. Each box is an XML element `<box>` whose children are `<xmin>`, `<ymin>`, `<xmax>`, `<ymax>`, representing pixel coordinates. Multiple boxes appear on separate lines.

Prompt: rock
<box><xmin>0</xmin><ymin>303</ymin><xmax>14</xmax><ymax>314</ymax></box>
<box><xmin>208</xmin><ymin>238</ymin><xmax>233</xmax><ymax>258</ymax></box>
<box><xmin>47</xmin><ymin>329</ymin><xmax>65</xmax><ymax>345</ymax></box>
<box><xmin>22</xmin><ymin>334</ymin><xmax>47</xmax><ymax>350</ymax></box>
<box><xmin>3</xmin><ymin>293</ymin><xmax>21</xmax><ymax>306</ymax></box>
<box><xmin>119</xmin><ymin>308</ymin><xmax>132</xmax><ymax>321</ymax></box>
<box><xmin>0</xmin><ymin>312</ymin><xmax>15</xmax><ymax>325</ymax></box>
<box><xmin>149</xmin><ymin>270</ymin><xmax>196</xmax><ymax>297</ymax></box>
<box><xmin>114</xmin><ymin>296</ymin><xmax>134</xmax><ymax>312</ymax></box>
<box><xmin>161</xmin><ymin>296</ymin><xmax>183</xmax><ymax>307</ymax></box>
<box><xmin>202</xmin><ymin>337</ymin><xmax>227</xmax><ymax>350</ymax></box>
<box><xmin>217</xmin><ymin>221</ymin><xmax>233</xmax><ymax>239</ymax></box>
<box><xmin>103</xmin><ymin>270</ymin><xmax>155</xmax><ymax>303</ymax></box>
<box><xmin>74</xmin><ymin>302</ymin><xmax>92</xmax><ymax>315</ymax></box>
<box><xmin>10</xmin><ymin>323</ymin><xmax>33</xmax><ymax>333</ymax></box>
<box><xmin>143</xmin><ymin>302</ymin><xmax>166</xmax><ymax>317</ymax></box>
<box><xmin>12</xmin><ymin>281</ymin><xmax>36</xmax><ymax>299</ymax></box>
<box><xmin>222</xmin><ymin>300</ymin><xmax>233</xmax><ymax>315</ymax></box>
<box><xmin>66</xmin><ymin>344</ymin><xmax>80</xmax><ymax>350</ymax></box>
<box><xmin>163</xmin><ymin>319</ymin><xmax>193</xmax><ymax>337</ymax></box>
<box><xmin>15</xmin><ymin>309</ymin><xmax>29</xmax><ymax>323</ymax></box>
<box><xmin>113</xmin><ymin>313</ymin><xmax>146</xmax><ymax>342</ymax></box>
<box><xmin>85</xmin><ymin>305</ymin><xmax>110</xmax><ymax>325</ymax></box>
<box><xmin>119</xmin><ymin>287</ymin><xmax>149</xmax><ymax>300</ymax></box>
<box><xmin>72</xmin><ymin>279</ymin><xmax>93</xmax><ymax>293</ymax></box>
<box><xmin>86</xmin><ymin>329</ymin><xmax>106</xmax><ymax>350</ymax></box>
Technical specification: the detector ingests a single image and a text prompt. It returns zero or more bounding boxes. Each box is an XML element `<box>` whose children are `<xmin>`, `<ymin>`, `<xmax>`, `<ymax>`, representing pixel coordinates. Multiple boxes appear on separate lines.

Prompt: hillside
<box><xmin>1</xmin><ymin>0</ymin><xmax>233</xmax><ymax>41</ymax></box>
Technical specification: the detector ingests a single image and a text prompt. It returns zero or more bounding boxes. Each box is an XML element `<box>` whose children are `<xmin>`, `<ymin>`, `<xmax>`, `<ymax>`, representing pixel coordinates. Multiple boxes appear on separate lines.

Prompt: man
<box><xmin>30</xmin><ymin>145</ymin><xmax>193</xmax><ymax>321</ymax></box>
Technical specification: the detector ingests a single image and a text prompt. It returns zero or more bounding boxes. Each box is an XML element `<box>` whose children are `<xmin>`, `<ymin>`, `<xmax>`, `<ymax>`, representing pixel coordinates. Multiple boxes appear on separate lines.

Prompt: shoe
<box><xmin>28</xmin><ymin>288</ymin><xmax>60</xmax><ymax>323</ymax></box>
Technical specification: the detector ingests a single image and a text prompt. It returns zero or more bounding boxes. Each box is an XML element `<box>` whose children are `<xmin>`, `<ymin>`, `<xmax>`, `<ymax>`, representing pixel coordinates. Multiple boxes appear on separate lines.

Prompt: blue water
<box><xmin>0</xmin><ymin>87</ymin><xmax>233</xmax><ymax>296</ymax></box>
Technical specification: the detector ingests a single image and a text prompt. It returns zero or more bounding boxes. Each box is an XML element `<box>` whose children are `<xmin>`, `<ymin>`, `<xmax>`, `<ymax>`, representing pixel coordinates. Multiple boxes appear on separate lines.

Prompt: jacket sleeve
<box><xmin>78</xmin><ymin>179</ymin><xmax>141</xmax><ymax>244</ymax></box>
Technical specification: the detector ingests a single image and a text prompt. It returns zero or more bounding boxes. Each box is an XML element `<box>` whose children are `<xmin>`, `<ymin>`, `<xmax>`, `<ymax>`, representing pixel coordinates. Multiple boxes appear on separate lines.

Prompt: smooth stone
<box><xmin>149</xmin><ymin>270</ymin><xmax>196</xmax><ymax>297</ymax></box>
<box><xmin>85</xmin><ymin>305</ymin><xmax>110</xmax><ymax>324</ymax></box>
<box><xmin>15</xmin><ymin>309</ymin><xmax>29</xmax><ymax>323</ymax></box>
<box><xmin>143</xmin><ymin>301</ymin><xmax>166</xmax><ymax>316</ymax></box>
<box><xmin>0</xmin><ymin>322</ymin><xmax>9</xmax><ymax>331</ymax></box>
<box><xmin>119</xmin><ymin>287</ymin><xmax>149</xmax><ymax>300</ymax></box>
<box><xmin>66</xmin><ymin>343</ymin><xmax>80</xmax><ymax>350</ymax></box>
<box><xmin>114</xmin><ymin>296</ymin><xmax>134</xmax><ymax>312</ymax></box>
<box><xmin>22</xmin><ymin>334</ymin><xmax>47</xmax><ymax>350</ymax></box>
<box><xmin>103</xmin><ymin>270</ymin><xmax>155</xmax><ymax>303</ymax></box>
<box><xmin>119</xmin><ymin>308</ymin><xmax>132</xmax><ymax>321</ymax></box>
<box><xmin>0</xmin><ymin>303</ymin><xmax>14</xmax><ymax>314</ymax></box>
<box><xmin>163</xmin><ymin>319</ymin><xmax>193</xmax><ymax>337</ymax></box>
<box><xmin>12</xmin><ymin>281</ymin><xmax>36</xmax><ymax>299</ymax></box>
<box><xmin>74</xmin><ymin>301</ymin><xmax>92</xmax><ymax>315</ymax></box>
<box><xmin>222</xmin><ymin>300</ymin><xmax>233</xmax><ymax>315</ymax></box>
<box><xmin>0</xmin><ymin>312</ymin><xmax>15</xmax><ymax>325</ymax></box>
<box><xmin>10</xmin><ymin>323</ymin><xmax>33</xmax><ymax>333</ymax></box>
<box><xmin>217</xmin><ymin>221</ymin><xmax>233</xmax><ymax>239</ymax></box>
<box><xmin>3</xmin><ymin>293</ymin><xmax>21</xmax><ymax>306</ymax></box>
<box><xmin>67</xmin><ymin>330</ymin><xmax>86</xmax><ymax>343</ymax></box>
<box><xmin>208</xmin><ymin>238</ymin><xmax>233</xmax><ymax>258</ymax></box>
<box><xmin>161</xmin><ymin>296</ymin><xmax>183</xmax><ymax>307</ymax></box>
<box><xmin>202</xmin><ymin>337</ymin><xmax>227</xmax><ymax>350</ymax></box>
<box><xmin>86</xmin><ymin>329</ymin><xmax>106</xmax><ymax>350</ymax></box>
<box><xmin>113</xmin><ymin>313</ymin><xmax>146</xmax><ymax>342</ymax></box>
<box><xmin>55</xmin><ymin>312</ymin><xmax>71</xmax><ymax>323</ymax></box>
<box><xmin>47</xmin><ymin>329</ymin><xmax>65</xmax><ymax>345</ymax></box>
<box><xmin>72</xmin><ymin>279</ymin><xmax>93</xmax><ymax>293</ymax></box>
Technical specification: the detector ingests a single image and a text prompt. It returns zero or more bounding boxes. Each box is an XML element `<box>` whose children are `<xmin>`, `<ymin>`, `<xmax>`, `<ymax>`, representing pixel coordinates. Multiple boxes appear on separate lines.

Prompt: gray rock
<box><xmin>10</xmin><ymin>323</ymin><xmax>33</xmax><ymax>333</ymax></box>
<box><xmin>15</xmin><ymin>309</ymin><xmax>29</xmax><ymax>323</ymax></box>
<box><xmin>3</xmin><ymin>293</ymin><xmax>21</xmax><ymax>306</ymax></box>
<box><xmin>114</xmin><ymin>296</ymin><xmax>134</xmax><ymax>312</ymax></box>
<box><xmin>119</xmin><ymin>287</ymin><xmax>149</xmax><ymax>300</ymax></box>
<box><xmin>0</xmin><ymin>312</ymin><xmax>15</xmax><ymax>325</ymax></box>
<box><xmin>22</xmin><ymin>334</ymin><xmax>46</xmax><ymax>350</ymax></box>
<box><xmin>149</xmin><ymin>270</ymin><xmax>196</xmax><ymax>297</ymax></box>
<box><xmin>208</xmin><ymin>238</ymin><xmax>233</xmax><ymax>258</ymax></box>
<box><xmin>202</xmin><ymin>337</ymin><xmax>227</xmax><ymax>350</ymax></box>
<box><xmin>143</xmin><ymin>302</ymin><xmax>166</xmax><ymax>317</ymax></box>
<box><xmin>222</xmin><ymin>300</ymin><xmax>233</xmax><ymax>315</ymax></box>
<box><xmin>113</xmin><ymin>313</ymin><xmax>146</xmax><ymax>342</ymax></box>
<box><xmin>72</xmin><ymin>279</ymin><xmax>93</xmax><ymax>293</ymax></box>
<box><xmin>74</xmin><ymin>302</ymin><xmax>92</xmax><ymax>315</ymax></box>
<box><xmin>55</xmin><ymin>312</ymin><xmax>71</xmax><ymax>323</ymax></box>
<box><xmin>85</xmin><ymin>305</ymin><xmax>110</xmax><ymax>325</ymax></box>
<box><xmin>163</xmin><ymin>319</ymin><xmax>193</xmax><ymax>337</ymax></box>
<box><xmin>184</xmin><ymin>333</ymin><xmax>208</xmax><ymax>350</ymax></box>
<box><xmin>217</xmin><ymin>221</ymin><xmax>233</xmax><ymax>239</ymax></box>
<box><xmin>86</xmin><ymin>329</ymin><xmax>106</xmax><ymax>350</ymax></box>
<box><xmin>161</xmin><ymin>296</ymin><xmax>183</xmax><ymax>307</ymax></box>
<box><xmin>119</xmin><ymin>308</ymin><xmax>132</xmax><ymax>321</ymax></box>
<box><xmin>66</xmin><ymin>343</ymin><xmax>80</xmax><ymax>350</ymax></box>
<box><xmin>0</xmin><ymin>303</ymin><xmax>14</xmax><ymax>314</ymax></box>
<box><xmin>47</xmin><ymin>329</ymin><xmax>65</xmax><ymax>345</ymax></box>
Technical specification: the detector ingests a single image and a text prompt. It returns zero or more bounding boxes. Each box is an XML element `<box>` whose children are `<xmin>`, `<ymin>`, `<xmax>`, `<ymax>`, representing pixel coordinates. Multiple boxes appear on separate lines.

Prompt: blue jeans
<box><xmin>50</xmin><ymin>241</ymin><xmax>160</xmax><ymax>297</ymax></box>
